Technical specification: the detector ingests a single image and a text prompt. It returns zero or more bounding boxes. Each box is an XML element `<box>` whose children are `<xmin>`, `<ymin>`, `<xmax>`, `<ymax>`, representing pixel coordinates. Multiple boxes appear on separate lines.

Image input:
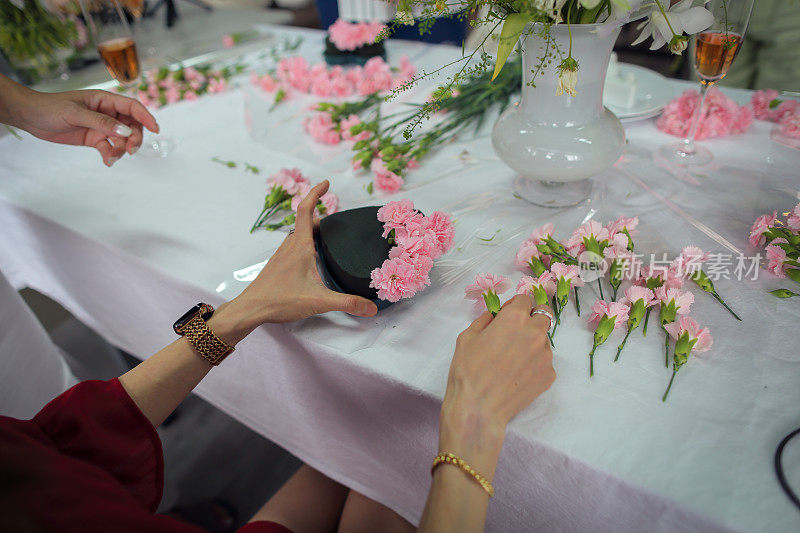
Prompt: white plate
<box><xmin>604</xmin><ymin>63</ymin><xmax>675</xmax><ymax>121</ymax></box>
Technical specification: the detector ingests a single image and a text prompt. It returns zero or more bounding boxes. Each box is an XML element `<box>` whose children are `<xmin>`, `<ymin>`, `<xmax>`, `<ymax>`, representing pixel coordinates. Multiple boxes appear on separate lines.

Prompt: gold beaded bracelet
<box><xmin>431</xmin><ymin>452</ymin><xmax>494</xmax><ymax>497</ymax></box>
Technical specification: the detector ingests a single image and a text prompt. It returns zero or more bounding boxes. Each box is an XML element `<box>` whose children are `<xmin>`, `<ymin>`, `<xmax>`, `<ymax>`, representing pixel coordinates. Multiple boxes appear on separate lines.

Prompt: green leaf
<box><xmin>769</xmin><ymin>289</ymin><xmax>798</xmax><ymax>299</ymax></box>
<box><xmin>492</xmin><ymin>14</ymin><xmax>528</xmax><ymax>82</ymax></box>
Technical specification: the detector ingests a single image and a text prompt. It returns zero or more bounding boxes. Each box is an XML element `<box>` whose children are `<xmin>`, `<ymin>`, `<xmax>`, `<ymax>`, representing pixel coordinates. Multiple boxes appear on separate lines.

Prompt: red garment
<box><xmin>0</xmin><ymin>379</ymin><xmax>291</xmax><ymax>533</ymax></box>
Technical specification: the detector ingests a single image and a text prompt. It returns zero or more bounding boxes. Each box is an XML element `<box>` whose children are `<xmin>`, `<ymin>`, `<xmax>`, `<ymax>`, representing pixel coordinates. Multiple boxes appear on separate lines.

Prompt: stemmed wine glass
<box><xmin>80</xmin><ymin>0</ymin><xmax>141</xmax><ymax>89</ymax></box>
<box><xmin>658</xmin><ymin>0</ymin><xmax>755</xmax><ymax>167</ymax></box>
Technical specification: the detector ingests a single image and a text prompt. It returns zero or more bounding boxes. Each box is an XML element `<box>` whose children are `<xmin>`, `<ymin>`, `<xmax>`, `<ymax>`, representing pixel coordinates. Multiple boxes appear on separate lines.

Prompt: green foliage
<box><xmin>0</xmin><ymin>0</ymin><xmax>76</xmax><ymax>63</ymax></box>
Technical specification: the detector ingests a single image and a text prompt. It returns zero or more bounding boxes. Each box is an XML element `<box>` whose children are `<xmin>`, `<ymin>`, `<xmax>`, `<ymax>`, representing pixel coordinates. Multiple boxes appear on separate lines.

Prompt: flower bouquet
<box><xmin>749</xmin><ymin>203</ymin><xmax>800</xmax><ymax>298</ymax></box>
<box><xmin>316</xmin><ymin>200</ymin><xmax>455</xmax><ymax>308</ymax></box>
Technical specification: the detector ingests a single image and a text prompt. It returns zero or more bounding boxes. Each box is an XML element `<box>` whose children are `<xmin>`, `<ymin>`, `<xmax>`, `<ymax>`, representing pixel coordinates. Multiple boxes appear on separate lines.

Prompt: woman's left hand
<box><xmin>216</xmin><ymin>181</ymin><xmax>378</xmax><ymax>341</ymax></box>
<box><xmin>10</xmin><ymin>87</ymin><xmax>159</xmax><ymax>167</ymax></box>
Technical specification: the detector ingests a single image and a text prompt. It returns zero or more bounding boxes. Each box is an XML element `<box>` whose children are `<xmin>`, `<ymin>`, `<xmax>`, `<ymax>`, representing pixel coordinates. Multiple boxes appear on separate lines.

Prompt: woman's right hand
<box><xmin>439</xmin><ymin>296</ymin><xmax>556</xmax><ymax>478</ymax></box>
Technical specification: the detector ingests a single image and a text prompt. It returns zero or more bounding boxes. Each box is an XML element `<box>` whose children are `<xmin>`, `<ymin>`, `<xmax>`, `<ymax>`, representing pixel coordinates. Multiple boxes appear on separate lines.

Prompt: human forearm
<box><xmin>418</xmin><ymin>397</ymin><xmax>505</xmax><ymax>533</ymax></box>
<box><xmin>0</xmin><ymin>74</ymin><xmax>34</xmax><ymax>128</ymax></box>
<box><xmin>118</xmin><ymin>301</ymin><xmax>257</xmax><ymax>427</ymax></box>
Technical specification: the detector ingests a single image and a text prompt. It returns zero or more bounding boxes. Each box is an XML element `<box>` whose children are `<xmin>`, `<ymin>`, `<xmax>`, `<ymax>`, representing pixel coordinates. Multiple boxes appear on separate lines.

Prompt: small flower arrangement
<box><xmin>749</xmin><ymin>203</ymin><xmax>800</xmax><ymax>298</ymax></box>
<box><xmin>369</xmin><ymin>200</ymin><xmax>455</xmax><ymax>302</ymax></box>
<box><xmin>251</xmin><ymin>168</ymin><xmax>339</xmax><ymax>232</ymax></box>
<box><xmin>118</xmin><ymin>64</ymin><xmax>243</xmax><ymax>108</ymax></box>
<box><xmin>325</xmin><ymin>19</ymin><xmax>387</xmax><ymax>65</ymax></box>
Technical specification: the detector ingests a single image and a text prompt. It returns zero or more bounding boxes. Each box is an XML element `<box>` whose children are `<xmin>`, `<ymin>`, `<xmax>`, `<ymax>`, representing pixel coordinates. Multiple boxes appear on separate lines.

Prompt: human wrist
<box><xmin>438</xmin><ymin>392</ymin><xmax>506</xmax><ymax>480</ymax></box>
<box><xmin>0</xmin><ymin>77</ymin><xmax>36</xmax><ymax>129</ymax></box>
<box><xmin>206</xmin><ymin>301</ymin><xmax>258</xmax><ymax>347</ymax></box>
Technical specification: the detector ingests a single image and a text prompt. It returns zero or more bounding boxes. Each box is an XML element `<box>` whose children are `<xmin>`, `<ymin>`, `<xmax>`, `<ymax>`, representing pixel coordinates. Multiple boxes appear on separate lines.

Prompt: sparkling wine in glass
<box><xmin>658</xmin><ymin>0</ymin><xmax>754</xmax><ymax>167</ymax></box>
<box><xmin>80</xmin><ymin>0</ymin><xmax>141</xmax><ymax>88</ymax></box>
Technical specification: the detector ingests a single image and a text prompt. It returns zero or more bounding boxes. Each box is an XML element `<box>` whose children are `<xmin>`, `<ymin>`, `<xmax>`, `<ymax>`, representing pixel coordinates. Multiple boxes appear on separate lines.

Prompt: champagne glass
<box><xmin>80</xmin><ymin>0</ymin><xmax>141</xmax><ymax>88</ymax></box>
<box><xmin>658</xmin><ymin>0</ymin><xmax>755</xmax><ymax>167</ymax></box>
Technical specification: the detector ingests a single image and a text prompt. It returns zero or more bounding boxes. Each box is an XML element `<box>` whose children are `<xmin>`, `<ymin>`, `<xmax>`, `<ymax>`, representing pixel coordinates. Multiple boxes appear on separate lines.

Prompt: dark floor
<box><xmin>20</xmin><ymin>289</ymin><xmax>301</xmax><ymax>532</ymax></box>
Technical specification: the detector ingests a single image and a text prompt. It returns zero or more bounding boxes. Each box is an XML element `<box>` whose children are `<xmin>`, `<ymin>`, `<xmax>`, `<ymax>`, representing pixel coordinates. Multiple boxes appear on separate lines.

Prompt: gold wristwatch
<box><xmin>173</xmin><ymin>303</ymin><xmax>234</xmax><ymax>366</ymax></box>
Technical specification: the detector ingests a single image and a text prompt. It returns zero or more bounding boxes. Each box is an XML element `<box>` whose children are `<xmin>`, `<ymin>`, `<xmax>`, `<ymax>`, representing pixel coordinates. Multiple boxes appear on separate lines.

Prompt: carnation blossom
<box><xmin>606</xmin><ymin>216</ymin><xmax>639</xmax><ymax>237</ymax></box>
<box><xmin>369</xmin><ymin>257</ymin><xmax>418</xmax><ymax>302</ymax></box>
<box><xmin>672</xmin><ymin>245</ymin><xmax>711</xmax><ymax>277</ymax></box>
<box><xmin>780</xmin><ymin>112</ymin><xmax>800</xmax><ymax>140</ymax></box>
<box><xmin>622</xmin><ymin>286</ymin><xmax>656</xmax><ymax>307</ymax></box>
<box><xmin>550</xmin><ymin>262</ymin><xmax>585</xmax><ymax>287</ymax></box>
<box><xmin>749</xmin><ymin>212</ymin><xmax>777</xmax><ymax>248</ymax></box>
<box><xmin>788</xmin><ymin>203</ymin><xmax>800</xmax><ymax>231</ymax></box>
<box><xmin>639</xmin><ymin>264</ymin><xmax>684</xmax><ymax>289</ymax></box>
<box><xmin>377</xmin><ymin>199</ymin><xmax>417</xmax><ymax>234</ymax></box>
<box><xmin>528</xmin><ymin>223</ymin><xmax>555</xmax><ymax>245</ymax></box>
<box><xmin>751</xmin><ymin>89</ymin><xmax>799</xmax><ymax>123</ymax></box>
<box><xmin>464</xmin><ymin>273</ymin><xmax>511</xmax><ymax>308</ymax></box>
<box><xmin>291</xmin><ymin>183</ymin><xmax>313</xmax><ymax>212</ymax></box>
<box><xmin>422</xmin><ymin>211</ymin><xmax>456</xmax><ymax>256</ymax></box>
<box><xmin>304</xmin><ymin>112</ymin><xmax>341</xmax><ymax>145</ymax></box>
<box><xmin>664</xmin><ymin>316</ymin><xmax>713</xmax><ymax>353</ymax></box>
<box><xmin>319</xmin><ymin>191</ymin><xmax>339</xmax><ymax>214</ymax></box>
<box><xmin>765</xmin><ymin>243</ymin><xmax>788</xmax><ymax>277</ymax></box>
<box><xmin>655</xmin><ymin>286</ymin><xmax>694</xmax><ymax>314</ymax></box>
<box><xmin>589</xmin><ymin>300</ymin><xmax>630</xmax><ymax>329</ymax></box>
<box><xmin>328</xmin><ymin>19</ymin><xmax>386</xmax><ymax>52</ymax></box>
<box><xmin>516</xmin><ymin>272</ymin><xmax>556</xmax><ymax>298</ymax></box>
<box><xmin>371</xmin><ymin>159</ymin><xmax>404</xmax><ymax>193</ymax></box>
<box><xmin>515</xmin><ymin>243</ymin><xmax>543</xmax><ymax>270</ymax></box>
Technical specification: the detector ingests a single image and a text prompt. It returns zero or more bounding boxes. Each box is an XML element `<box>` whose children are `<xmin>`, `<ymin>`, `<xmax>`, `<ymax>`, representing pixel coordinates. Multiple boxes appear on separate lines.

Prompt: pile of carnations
<box><xmin>657</xmin><ymin>87</ymin><xmax>753</xmax><ymax>140</ymax></box>
<box><xmin>251</xmin><ymin>168</ymin><xmax>339</xmax><ymax>232</ymax></box>
<box><xmin>749</xmin><ymin>202</ymin><xmax>800</xmax><ymax>298</ymax></box>
<box><xmin>327</xmin><ymin>19</ymin><xmax>386</xmax><ymax>52</ymax></box>
<box><xmin>464</xmin><ymin>216</ymin><xmax>738</xmax><ymax>402</ymax></box>
<box><xmin>250</xmin><ymin>55</ymin><xmax>415</xmax><ymax>103</ymax></box>
<box><xmin>369</xmin><ymin>200</ymin><xmax>455</xmax><ymax>302</ymax></box>
<box><xmin>751</xmin><ymin>89</ymin><xmax>800</xmax><ymax>139</ymax></box>
<box><xmin>120</xmin><ymin>64</ymin><xmax>241</xmax><ymax>108</ymax></box>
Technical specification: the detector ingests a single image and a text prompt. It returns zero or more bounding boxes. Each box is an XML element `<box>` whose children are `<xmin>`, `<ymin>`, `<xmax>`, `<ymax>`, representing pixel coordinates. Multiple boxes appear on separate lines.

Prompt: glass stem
<box><xmin>683</xmin><ymin>82</ymin><xmax>712</xmax><ymax>154</ymax></box>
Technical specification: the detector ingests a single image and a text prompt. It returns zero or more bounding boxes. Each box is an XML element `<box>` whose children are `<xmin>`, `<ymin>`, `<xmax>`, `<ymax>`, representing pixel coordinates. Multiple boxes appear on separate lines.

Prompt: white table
<box><xmin>1</xmin><ymin>25</ymin><xmax>799</xmax><ymax>533</ymax></box>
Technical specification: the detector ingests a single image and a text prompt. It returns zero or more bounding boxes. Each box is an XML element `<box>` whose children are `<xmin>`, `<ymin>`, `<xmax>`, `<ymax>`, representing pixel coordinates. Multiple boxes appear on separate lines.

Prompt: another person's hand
<box><xmin>4</xmin><ymin>82</ymin><xmax>159</xmax><ymax>167</ymax></box>
<box><xmin>439</xmin><ymin>296</ymin><xmax>556</xmax><ymax>476</ymax></box>
<box><xmin>215</xmin><ymin>181</ymin><xmax>378</xmax><ymax>342</ymax></box>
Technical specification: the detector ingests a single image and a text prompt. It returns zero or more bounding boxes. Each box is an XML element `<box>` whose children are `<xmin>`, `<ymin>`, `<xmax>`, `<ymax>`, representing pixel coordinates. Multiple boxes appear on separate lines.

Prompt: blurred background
<box><xmin>2</xmin><ymin>0</ymin><xmax>797</xmax><ymax>91</ymax></box>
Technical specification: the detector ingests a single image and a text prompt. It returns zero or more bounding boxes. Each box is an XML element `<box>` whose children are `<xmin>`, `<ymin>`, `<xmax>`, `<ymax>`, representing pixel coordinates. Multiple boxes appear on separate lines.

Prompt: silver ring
<box><xmin>530</xmin><ymin>308</ymin><xmax>554</xmax><ymax>333</ymax></box>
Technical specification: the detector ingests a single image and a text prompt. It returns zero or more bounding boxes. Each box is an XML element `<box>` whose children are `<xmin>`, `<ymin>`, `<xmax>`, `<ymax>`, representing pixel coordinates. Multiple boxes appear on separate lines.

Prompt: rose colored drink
<box><xmin>98</xmin><ymin>37</ymin><xmax>140</xmax><ymax>85</ymax></box>
<box><xmin>694</xmin><ymin>31</ymin><xmax>743</xmax><ymax>82</ymax></box>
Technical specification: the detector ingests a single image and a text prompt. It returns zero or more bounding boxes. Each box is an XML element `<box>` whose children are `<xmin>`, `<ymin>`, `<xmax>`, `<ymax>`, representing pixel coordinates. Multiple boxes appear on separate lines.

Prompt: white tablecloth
<box><xmin>1</xmin><ymin>26</ymin><xmax>799</xmax><ymax>532</ymax></box>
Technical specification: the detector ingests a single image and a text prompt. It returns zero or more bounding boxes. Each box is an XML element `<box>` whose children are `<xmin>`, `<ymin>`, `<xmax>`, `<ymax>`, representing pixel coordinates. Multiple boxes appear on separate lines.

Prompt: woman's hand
<box><xmin>418</xmin><ymin>296</ymin><xmax>555</xmax><ymax>533</ymax></box>
<box><xmin>440</xmin><ymin>296</ymin><xmax>556</xmax><ymax>477</ymax></box>
<box><xmin>1</xmin><ymin>76</ymin><xmax>159</xmax><ymax>167</ymax></box>
<box><xmin>217</xmin><ymin>181</ymin><xmax>378</xmax><ymax>341</ymax></box>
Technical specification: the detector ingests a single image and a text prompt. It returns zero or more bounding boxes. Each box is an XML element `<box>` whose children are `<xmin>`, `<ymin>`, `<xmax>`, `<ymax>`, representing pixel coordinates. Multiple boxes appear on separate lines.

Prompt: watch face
<box><xmin>173</xmin><ymin>303</ymin><xmax>214</xmax><ymax>334</ymax></box>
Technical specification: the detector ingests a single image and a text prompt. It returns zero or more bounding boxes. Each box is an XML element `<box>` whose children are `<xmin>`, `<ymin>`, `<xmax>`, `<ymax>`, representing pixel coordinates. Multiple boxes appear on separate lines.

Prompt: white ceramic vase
<box><xmin>492</xmin><ymin>22</ymin><xmax>625</xmax><ymax>207</ymax></box>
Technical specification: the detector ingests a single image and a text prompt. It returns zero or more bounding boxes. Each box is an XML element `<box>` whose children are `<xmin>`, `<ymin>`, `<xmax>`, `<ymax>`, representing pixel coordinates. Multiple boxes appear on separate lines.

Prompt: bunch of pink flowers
<box><xmin>749</xmin><ymin>204</ymin><xmax>800</xmax><ymax>298</ymax></box>
<box><xmin>124</xmin><ymin>65</ymin><xmax>233</xmax><ymax>108</ymax></box>
<box><xmin>250</xmin><ymin>55</ymin><xmax>416</xmax><ymax>101</ymax></box>
<box><xmin>327</xmin><ymin>19</ymin><xmax>386</xmax><ymax>52</ymax></box>
<box><xmin>751</xmin><ymin>89</ymin><xmax>800</xmax><ymax>138</ymax></box>
<box><xmin>657</xmin><ymin>87</ymin><xmax>753</xmax><ymax>140</ymax></box>
<box><xmin>370</xmin><ymin>200</ymin><xmax>455</xmax><ymax>302</ymax></box>
<box><xmin>251</xmin><ymin>168</ymin><xmax>339</xmax><ymax>232</ymax></box>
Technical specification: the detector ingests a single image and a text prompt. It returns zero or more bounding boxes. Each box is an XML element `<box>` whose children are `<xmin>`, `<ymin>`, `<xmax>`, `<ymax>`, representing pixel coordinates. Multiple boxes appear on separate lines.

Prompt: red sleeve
<box><xmin>32</xmin><ymin>378</ymin><xmax>164</xmax><ymax>512</ymax></box>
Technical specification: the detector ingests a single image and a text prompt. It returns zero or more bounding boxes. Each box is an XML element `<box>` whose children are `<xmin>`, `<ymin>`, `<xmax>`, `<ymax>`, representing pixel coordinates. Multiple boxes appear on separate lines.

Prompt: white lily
<box><xmin>632</xmin><ymin>0</ymin><xmax>714</xmax><ymax>50</ymax></box>
<box><xmin>533</xmin><ymin>0</ymin><xmax>569</xmax><ymax>21</ymax></box>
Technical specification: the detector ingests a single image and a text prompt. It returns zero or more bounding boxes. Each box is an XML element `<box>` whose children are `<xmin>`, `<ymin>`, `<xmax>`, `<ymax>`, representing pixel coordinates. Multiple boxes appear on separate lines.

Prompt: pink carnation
<box><xmin>658</xmin><ymin>88</ymin><xmax>753</xmax><ymax>140</ymax></box>
<box><xmin>370</xmin><ymin>257</ymin><xmax>418</xmax><ymax>302</ymax></box>
<box><xmin>291</xmin><ymin>183</ymin><xmax>313</xmax><ymax>212</ymax></box>
<box><xmin>328</xmin><ymin>19</ymin><xmax>386</xmax><ymax>52</ymax></box>
<box><xmin>529</xmin><ymin>223</ymin><xmax>554</xmax><ymax>245</ymax></box>
<box><xmin>672</xmin><ymin>246</ymin><xmax>711</xmax><ymax>278</ymax></box>
<box><xmin>207</xmin><ymin>78</ymin><xmax>228</xmax><ymax>94</ymax></box>
<box><xmin>654</xmin><ymin>287</ymin><xmax>694</xmax><ymax>314</ymax></box>
<box><xmin>765</xmin><ymin>243</ymin><xmax>787</xmax><ymax>277</ymax></box>
<box><xmin>664</xmin><ymin>316</ymin><xmax>713</xmax><ymax>354</ymax></box>
<box><xmin>780</xmin><ymin>111</ymin><xmax>800</xmax><ymax>139</ymax></box>
<box><xmin>319</xmin><ymin>191</ymin><xmax>339</xmax><ymax>214</ymax></box>
<box><xmin>606</xmin><ymin>216</ymin><xmax>639</xmax><ymax>236</ymax></box>
<box><xmin>422</xmin><ymin>211</ymin><xmax>455</xmax><ymax>256</ymax></box>
<box><xmin>340</xmin><ymin>114</ymin><xmax>369</xmax><ymax>142</ymax></box>
<box><xmin>550</xmin><ymin>262</ymin><xmax>585</xmax><ymax>287</ymax></box>
<box><xmin>388</xmin><ymin>248</ymin><xmax>433</xmax><ymax>290</ymax></box>
<box><xmin>515</xmin><ymin>242</ymin><xmax>542</xmax><ymax>271</ymax></box>
<box><xmin>516</xmin><ymin>272</ymin><xmax>556</xmax><ymax>298</ymax></box>
<box><xmin>305</xmin><ymin>112</ymin><xmax>341</xmax><ymax>145</ymax></box>
<box><xmin>377</xmin><ymin>199</ymin><xmax>416</xmax><ymax>229</ymax></box>
<box><xmin>639</xmin><ymin>265</ymin><xmax>683</xmax><ymax>290</ymax></box>
<box><xmin>621</xmin><ymin>286</ymin><xmax>656</xmax><ymax>307</ymax></box>
<box><xmin>371</xmin><ymin>159</ymin><xmax>404</xmax><ymax>193</ymax></box>
<box><xmin>222</xmin><ymin>34</ymin><xmax>235</xmax><ymax>48</ymax></box>
<box><xmin>751</xmin><ymin>89</ymin><xmax>799</xmax><ymax>122</ymax></box>
<box><xmin>464</xmin><ymin>273</ymin><xmax>511</xmax><ymax>304</ymax></box>
<box><xmin>749</xmin><ymin>211</ymin><xmax>777</xmax><ymax>248</ymax></box>
<box><xmin>183</xmin><ymin>90</ymin><xmax>198</xmax><ymax>101</ymax></box>
<box><xmin>267</xmin><ymin>167</ymin><xmax>309</xmax><ymax>196</ymax></box>
<box><xmin>787</xmin><ymin>203</ymin><xmax>800</xmax><ymax>231</ymax></box>
<box><xmin>395</xmin><ymin>227</ymin><xmax>440</xmax><ymax>259</ymax></box>
<box><xmin>589</xmin><ymin>300</ymin><xmax>629</xmax><ymax>329</ymax></box>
